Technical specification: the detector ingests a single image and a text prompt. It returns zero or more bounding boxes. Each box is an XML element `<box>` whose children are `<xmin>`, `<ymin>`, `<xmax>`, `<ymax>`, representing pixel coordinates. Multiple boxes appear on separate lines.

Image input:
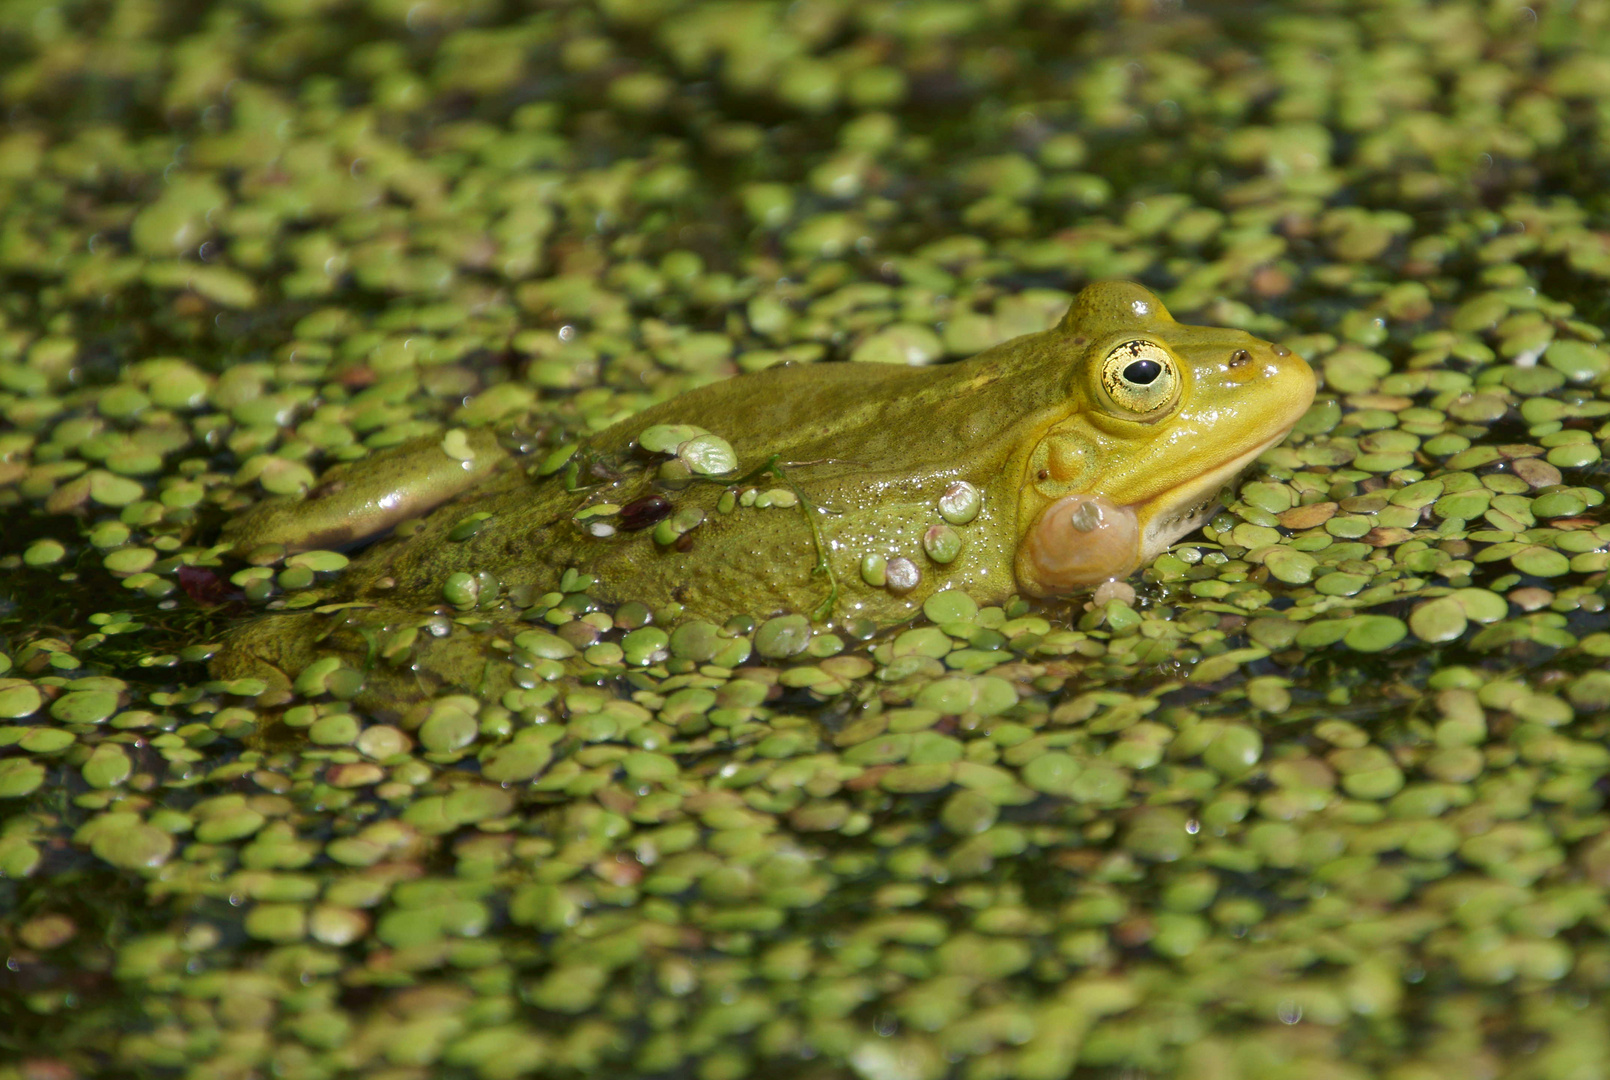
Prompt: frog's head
<box><xmin>1014</xmin><ymin>280</ymin><xmax>1316</xmax><ymax>596</ymax></box>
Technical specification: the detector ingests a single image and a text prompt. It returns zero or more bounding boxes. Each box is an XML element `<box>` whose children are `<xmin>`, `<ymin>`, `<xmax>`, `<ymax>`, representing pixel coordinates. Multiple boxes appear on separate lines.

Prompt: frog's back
<box><xmin>589</xmin><ymin>333</ymin><xmax>1074</xmax><ymax>484</ymax></box>
<box><xmin>337</xmin><ymin>339</ymin><xmax>1069</xmax><ymax>622</ymax></box>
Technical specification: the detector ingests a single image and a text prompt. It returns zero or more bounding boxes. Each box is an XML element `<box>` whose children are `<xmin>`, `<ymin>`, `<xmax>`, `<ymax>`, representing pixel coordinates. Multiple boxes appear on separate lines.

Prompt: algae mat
<box><xmin>4</xmin><ymin>1</ymin><xmax>1610</xmax><ymax>1077</ymax></box>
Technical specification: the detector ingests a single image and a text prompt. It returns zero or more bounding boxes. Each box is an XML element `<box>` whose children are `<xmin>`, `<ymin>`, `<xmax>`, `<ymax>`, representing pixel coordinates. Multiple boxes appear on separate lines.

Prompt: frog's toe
<box><xmin>1015</xmin><ymin>493</ymin><xmax>1141</xmax><ymax>596</ymax></box>
<box><xmin>211</xmin><ymin>615</ymin><xmax>319</xmax><ymax>708</ymax></box>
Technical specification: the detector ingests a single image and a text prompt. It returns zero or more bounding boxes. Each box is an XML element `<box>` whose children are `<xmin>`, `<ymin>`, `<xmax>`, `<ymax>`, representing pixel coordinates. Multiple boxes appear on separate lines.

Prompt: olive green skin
<box><xmin>214</xmin><ymin>363</ymin><xmax>1036</xmax><ymax>704</ymax></box>
<box><xmin>341</xmin><ymin>356</ymin><xmax>1046</xmax><ymax>622</ymax></box>
<box><xmin>213</xmin><ymin>281</ymin><xmax>1314</xmax><ymax>705</ymax></box>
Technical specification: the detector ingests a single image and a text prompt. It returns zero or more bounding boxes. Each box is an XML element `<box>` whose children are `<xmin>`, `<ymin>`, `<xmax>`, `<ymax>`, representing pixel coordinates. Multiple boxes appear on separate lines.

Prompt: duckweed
<box><xmin>48</xmin><ymin>690</ymin><xmax>120</xmax><ymax>725</ymax></box>
<box><xmin>9</xmin><ymin>1</ymin><xmax>1610</xmax><ymax>1077</ymax></box>
<box><xmin>0</xmin><ymin>684</ymin><xmax>43</xmax><ymax>719</ymax></box>
<box><xmin>937</xmin><ymin>481</ymin><xmax>982</xmax><ymax>525</ymax></box>
<box><xmin>922</xmin><ymin>524</ymin><xmax>962</xmax><ymax>564</ymax></box>
<box><xmin>678</xmin><ymin>434</ymin><xmax>738</xmax><ymax>476</ymax></box>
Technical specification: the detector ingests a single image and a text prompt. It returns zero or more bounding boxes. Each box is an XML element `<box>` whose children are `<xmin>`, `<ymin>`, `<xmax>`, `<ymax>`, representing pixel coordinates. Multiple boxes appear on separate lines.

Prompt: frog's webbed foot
<box><xmin>1015</xmin><ymin>494</ymin><xmax>1141</xmax><ymax>597</ymax></box>
<box><xmin>213</xmin><ymin>608</ymin><xmax>521</xmax><ymax>723</ymax></box>
<box><xmin>211</xmin><ymin>614</ymin><xmax>321</xmax><ymax>708</ymax></box>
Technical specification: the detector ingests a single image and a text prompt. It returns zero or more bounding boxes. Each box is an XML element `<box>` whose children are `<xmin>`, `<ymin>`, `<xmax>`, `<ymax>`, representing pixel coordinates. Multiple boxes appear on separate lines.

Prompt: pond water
<box><xmin>3</xmin><ymin>2</ymin><xmax>1610</xmax><ymax>1078</ymax></box>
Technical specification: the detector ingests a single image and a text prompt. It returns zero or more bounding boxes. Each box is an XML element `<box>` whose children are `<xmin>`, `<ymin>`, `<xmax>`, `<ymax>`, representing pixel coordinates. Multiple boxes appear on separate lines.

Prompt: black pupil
<box><xmin>1124</xmin><ymin>359</ymin><xmax>1162</xmax><ymax>385</ymax></box>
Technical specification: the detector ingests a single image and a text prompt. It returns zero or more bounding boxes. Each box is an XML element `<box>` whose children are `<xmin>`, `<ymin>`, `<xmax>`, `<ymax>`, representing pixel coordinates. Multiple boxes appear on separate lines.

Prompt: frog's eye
<box><xmin>1100</xmin><ymin>340</ymin><xmax>1179</xmax><ymax>417</ymax></box>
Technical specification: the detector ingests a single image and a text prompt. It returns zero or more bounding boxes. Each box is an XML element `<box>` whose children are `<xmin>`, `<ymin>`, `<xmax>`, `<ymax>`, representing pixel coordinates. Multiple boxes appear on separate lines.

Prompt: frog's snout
<box><xmin>1263</xmin><ymin>342</ymin><xmax>1318</xmax><ymax>418</ymax></box>
<box><xmin>1014</xmin><ymin>493</ymin><xmax>1141</xmax><ymax>597</ymax></box>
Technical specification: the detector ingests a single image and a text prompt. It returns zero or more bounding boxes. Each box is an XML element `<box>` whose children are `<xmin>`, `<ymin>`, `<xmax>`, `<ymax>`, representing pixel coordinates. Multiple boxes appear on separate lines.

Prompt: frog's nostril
<box><xmin>1229</xmin><ymin>349</ymin><xmax>1252</xmax><ymax>369</ymax></box>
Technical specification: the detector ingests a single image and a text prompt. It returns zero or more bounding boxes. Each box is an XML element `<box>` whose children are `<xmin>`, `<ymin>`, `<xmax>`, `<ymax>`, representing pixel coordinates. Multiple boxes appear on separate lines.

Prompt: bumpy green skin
<box><xmin>214</xmin><ymin>281</ymin><xmax>1311</xmax><ymax>703</ymax></box>
<box><xmin>345</xmin><ymin>359</ymin><xmax>1040</xmax><ymax>621</ymax></box>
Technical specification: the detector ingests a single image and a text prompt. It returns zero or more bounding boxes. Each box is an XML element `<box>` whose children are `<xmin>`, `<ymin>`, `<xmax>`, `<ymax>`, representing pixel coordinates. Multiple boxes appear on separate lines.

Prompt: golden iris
<box><xmin>1100</xmin><ymin>339</ymin><xmax>1178</xmax><ymax>417</ymax></box>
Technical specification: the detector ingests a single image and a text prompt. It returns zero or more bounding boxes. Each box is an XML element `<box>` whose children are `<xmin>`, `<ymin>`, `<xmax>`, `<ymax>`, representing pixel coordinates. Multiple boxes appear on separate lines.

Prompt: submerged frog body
<box><xmin>215</xmin><ymin>281</ymin><xmax>1314</xmax><ymax>706</ymax></box>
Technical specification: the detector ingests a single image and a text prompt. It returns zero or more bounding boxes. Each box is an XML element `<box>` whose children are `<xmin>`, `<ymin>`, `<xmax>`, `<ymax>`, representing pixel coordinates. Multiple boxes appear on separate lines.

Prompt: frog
<box><xmin>212</xmin><ymin>281</ymin><xmax>1315</xmax><ymax>708</ymax></box>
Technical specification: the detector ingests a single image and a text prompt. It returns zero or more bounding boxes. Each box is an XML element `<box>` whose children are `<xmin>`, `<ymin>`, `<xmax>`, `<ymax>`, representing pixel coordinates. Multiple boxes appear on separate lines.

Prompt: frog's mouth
<box><xmin>1133</xmin><ymin>432</ymin><xmax>1287</xmax><ymax>560</ymax></box>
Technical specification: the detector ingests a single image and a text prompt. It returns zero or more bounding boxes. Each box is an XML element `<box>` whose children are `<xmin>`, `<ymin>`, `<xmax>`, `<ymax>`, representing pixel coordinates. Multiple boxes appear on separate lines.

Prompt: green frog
<box><xmin>213</xmin><ymin>281</ymin><xmax>1314</xmax><ymax>706</ymax></box>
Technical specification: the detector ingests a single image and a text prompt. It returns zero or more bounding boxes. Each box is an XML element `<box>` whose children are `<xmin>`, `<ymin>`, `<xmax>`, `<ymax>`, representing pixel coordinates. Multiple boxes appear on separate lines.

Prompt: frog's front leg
<box><xmin>1015</xmin><ymin>494</ymin><xmax>1141</xmax><ymax>596</ymax></box>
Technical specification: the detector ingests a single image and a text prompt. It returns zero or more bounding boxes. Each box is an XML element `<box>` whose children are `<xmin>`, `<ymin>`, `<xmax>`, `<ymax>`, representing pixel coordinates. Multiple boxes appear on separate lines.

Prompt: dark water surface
<box><xmin>4</xmin><ymin>2</ymin><xmax>1610</xmax><ymax>1077</ymax></box>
